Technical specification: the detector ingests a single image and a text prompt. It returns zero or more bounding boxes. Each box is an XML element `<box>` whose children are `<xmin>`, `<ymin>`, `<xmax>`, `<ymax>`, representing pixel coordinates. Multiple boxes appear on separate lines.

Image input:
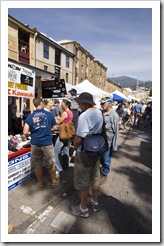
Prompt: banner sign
<box><xmin>8</xmin><ymin>62</ymin><xmax>35</xmax><ymax>98</ymax></box>
<box><xmin>42</xmin><ymin>78</ymin><xmax>67</xmax><ymax>98</ymax></box>
<box><xmin>8</xmin><ymin>152</ymin><xmax>34</xmax><ymax>191</ymax></box>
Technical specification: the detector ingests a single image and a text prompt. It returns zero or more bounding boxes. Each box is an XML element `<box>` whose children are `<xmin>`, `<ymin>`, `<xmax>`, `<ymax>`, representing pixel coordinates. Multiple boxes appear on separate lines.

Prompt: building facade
<box><xmin>58</xmin><ymin>40</ymin><xmax>107</xmax><ymax>88</ymax></box>
<box><xmin>8</xmin><ymin>15</ymin><xmax>74</xmax><ymax>101</ymax></box>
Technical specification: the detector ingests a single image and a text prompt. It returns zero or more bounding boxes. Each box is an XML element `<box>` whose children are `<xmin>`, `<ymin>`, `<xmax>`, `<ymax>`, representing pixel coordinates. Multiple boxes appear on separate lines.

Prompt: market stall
<box><xmin>8</xmin><ymin>61</ymin><xmax>35</xmax><ymax>191</ymax></box>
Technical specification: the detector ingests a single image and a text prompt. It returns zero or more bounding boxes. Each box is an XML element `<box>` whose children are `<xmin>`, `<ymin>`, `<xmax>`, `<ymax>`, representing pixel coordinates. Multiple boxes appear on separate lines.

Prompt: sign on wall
<box><xmin>42</xmin><ymin>78</ymin><xmax>67</xmax><ymax>98</ymax></box>
<box><xmin>8</xmin><ymin>62</ymin><xmax>35</xmax><ymax>98</ymax></box>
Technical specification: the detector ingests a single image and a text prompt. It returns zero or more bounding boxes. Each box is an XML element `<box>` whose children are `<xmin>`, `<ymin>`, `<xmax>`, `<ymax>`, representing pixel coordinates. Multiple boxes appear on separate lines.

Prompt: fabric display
<box><xmin>8</xmin><ymin>134</ymin><xmax>31</xmax><ymax>154</ymax></box>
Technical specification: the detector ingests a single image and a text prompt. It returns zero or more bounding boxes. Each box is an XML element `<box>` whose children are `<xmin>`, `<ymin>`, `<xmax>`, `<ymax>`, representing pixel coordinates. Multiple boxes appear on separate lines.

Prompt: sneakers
<box><xmin>71</xmin><ymin>205</ymin><xmax>90</xmax><ymax>218</ymax></box>
<box><xmin>88</xmin><ymin>197</ymin><xmax>99</xmax><ymax>212</ymax></box>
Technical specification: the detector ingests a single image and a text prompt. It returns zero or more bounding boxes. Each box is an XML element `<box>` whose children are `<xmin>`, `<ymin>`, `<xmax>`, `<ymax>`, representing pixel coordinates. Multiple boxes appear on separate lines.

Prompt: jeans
<box><xmin>54</xmin><ymin>137</ymin><xmax>69</xmax><ymax>173</ymax></box>
<box><xmin>100</xmin><ymin>146</ymin><xmax>112</xmax><ymax>176</ymax></box>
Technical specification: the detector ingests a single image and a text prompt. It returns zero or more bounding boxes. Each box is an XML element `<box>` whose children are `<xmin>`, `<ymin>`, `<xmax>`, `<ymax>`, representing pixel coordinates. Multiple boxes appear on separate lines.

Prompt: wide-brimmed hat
<box><xmin>74</xmin><ymin>92</ymin><xmax>96</xmax><ymax>105</ymax></box>
<box><xmin>69</xmin><ymin>88</ymin><xmax>77</xmax><ymax>95</ymax></box>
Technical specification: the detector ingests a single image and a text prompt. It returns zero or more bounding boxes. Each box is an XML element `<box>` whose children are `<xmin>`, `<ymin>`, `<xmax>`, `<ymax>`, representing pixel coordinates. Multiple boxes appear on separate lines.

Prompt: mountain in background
<box><xmin>108</xmin><ymin>76</ymin><xmax>152</xmax><ymax>90</ymax></box>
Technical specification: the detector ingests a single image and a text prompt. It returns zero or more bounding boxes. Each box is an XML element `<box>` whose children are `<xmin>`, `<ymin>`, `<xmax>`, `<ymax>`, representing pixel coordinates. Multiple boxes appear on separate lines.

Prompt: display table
<box><xmin>8</xmin><ymin>147</ymin><xmax>31</xmax><ymax>160</ymax></box>
<box><xmin>8</xmin><ymin>147</ymin><xmax>34</xmax><ymax>191</ymax></box>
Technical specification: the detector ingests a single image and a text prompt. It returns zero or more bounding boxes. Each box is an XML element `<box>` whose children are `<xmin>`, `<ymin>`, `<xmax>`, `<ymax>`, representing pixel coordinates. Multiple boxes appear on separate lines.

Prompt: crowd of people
<box><xmin>22</xmin><ymin>91</ymin><xmax>152</xmax><ymax>218</ymax></box>
<box><xmin>115</xmin><ymin>100</ymin><xmax>152</xmax><ymax>131</ymax></box>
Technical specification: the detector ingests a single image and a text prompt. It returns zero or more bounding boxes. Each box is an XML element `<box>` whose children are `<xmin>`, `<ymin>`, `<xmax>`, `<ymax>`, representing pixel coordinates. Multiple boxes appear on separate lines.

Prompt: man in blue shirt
<box><xmin>23</xmin><ymin>97</ymin><xmax>59</xmax><ymax>189</ymax></box>
<box><xmin>133</xmin><ymin>101</ymin><xmax>143</xmax><ymax>128</ymax></box>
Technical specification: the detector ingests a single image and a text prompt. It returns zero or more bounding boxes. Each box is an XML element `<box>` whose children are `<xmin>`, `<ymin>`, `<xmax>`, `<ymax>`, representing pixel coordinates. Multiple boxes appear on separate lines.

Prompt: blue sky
<box><xmin>8</xmin><ymin>7</ymin><xmax>152</xmax><ymax>81</ymax></box>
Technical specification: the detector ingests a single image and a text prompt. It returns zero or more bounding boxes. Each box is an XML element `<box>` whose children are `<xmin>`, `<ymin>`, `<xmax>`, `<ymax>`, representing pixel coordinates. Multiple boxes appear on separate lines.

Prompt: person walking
<box><xmin>133</xmin><ymin>101</ymin><xmax>143</xmax><ymax>129</ymax></box>
<box><xmin>23</xmin><ymin>97</ymin><xmax>58</xmax><ymax>189</ymax></box>
<box><xmin>144</xmin><ymin>103</ymin><xmax>152</xmax><ymax>130</ymax></box>
<box><xmin>100</xmin><ymin>98</ymin><xmax>119</xmax><ymax>185</ymax></box>
<box><xmin>54</xmin><ymin>99</ymin><xmax>73</xmax><ymax>180</ymax></box>
<box><xmin>122</xmin><ymin>103</ymin><xmax>131</xmax><ymax>130</ymax></box>
<box><xmin>71</xmin><ymin>92</ymin><xmax>104</xmax><ymax>218</ymax></box>
<box><xmin>116</xmin><ymin>102</ymin><xmax>124</xmax><ymax>130</ymax></box>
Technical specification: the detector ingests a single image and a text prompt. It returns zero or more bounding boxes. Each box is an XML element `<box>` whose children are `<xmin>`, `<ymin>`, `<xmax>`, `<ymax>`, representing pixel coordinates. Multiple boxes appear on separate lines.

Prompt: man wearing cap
<box><xmin>71</xmin><ymin>92</ymin><xmax>103</xmax><ymax>218</ymax></box>
<box><xmin>100</xmin><ymin>97</ymin><xmax>119</xmax><ymax>185</ymax></box>
<box><xmin>44</xmin><ymin>99</ymin><xmax>53</xmax><ymax>112</ymax></box>
<box><xmin>68</xmin><ymin>88</ymin><xmax>79</xmax><ymax>129</ymax></box>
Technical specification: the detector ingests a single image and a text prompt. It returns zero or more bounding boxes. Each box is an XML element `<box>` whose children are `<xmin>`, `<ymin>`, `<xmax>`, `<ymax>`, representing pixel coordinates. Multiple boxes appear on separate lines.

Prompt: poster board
<box><xmin>8</xmin><ymin>62</ymin><xmax>35</xmax><ymax>98</ymax></box>
<box><xmin>41</xmin><ymin>78</ymin><xmax>67</xmax><ymax>98</ymax></box>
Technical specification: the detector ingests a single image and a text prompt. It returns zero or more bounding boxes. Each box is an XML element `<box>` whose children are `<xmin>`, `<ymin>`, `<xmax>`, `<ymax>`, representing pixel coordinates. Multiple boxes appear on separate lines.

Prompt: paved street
<box><xmin>8</xmin><ymin>124</ymin><xmax>152</xmax><ymax>236</ymax></box>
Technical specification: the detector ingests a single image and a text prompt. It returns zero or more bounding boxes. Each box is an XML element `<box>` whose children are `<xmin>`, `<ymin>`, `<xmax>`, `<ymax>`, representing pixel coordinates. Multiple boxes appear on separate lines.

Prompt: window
<box><xmin>66</xmin><ymin>55</ymin><xmax>69</xmax><ymax>68</ymax></box>
<box><xmin>43</xmin><ymin>43</ymin><xmax>49</xmax><ymax>59</ymax></box>
<box><xmin>75</xmin><ymin>47</ymin><xmax>78</xmax><ymax>56</ymax></box>
<box><xmin>55</xmin><ymin>48</ymin><xmax>61</xmax><ymax>65</ymax></box>
<box><xmin>44</xmin><ymin>65</ymin><xmax>48</xmax><ymax>71</ymax></box>
<box><xmin>81</xmin><ymin>65</ymin><xmax>83</xmax><ymax>73</ymax></box>
<box><xmin>66</xmin><ymin>73</ymin><xmax>68</xmax><ymax>83</ymax></box>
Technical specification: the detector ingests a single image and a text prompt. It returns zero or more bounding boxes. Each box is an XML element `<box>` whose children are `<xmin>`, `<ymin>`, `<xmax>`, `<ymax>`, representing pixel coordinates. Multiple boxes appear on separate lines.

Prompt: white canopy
<box><xmin>74</xmin><ymin>79</ymin><xmax>108</xmax><ymax>97</ymax></box>
<box><xmin>73</xmin><ymin>79</ymin><xmax>111</xmax><ymax>107</ymax></box>
<box><xmin>66</xmin><ymin>80</ymin><xmax>114</xmax><ymax>108</ymax></box>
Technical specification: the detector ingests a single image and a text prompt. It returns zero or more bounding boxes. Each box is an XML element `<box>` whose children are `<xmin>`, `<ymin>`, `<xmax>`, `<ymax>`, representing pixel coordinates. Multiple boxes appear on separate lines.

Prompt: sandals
<box><xmin>38</xmin><ymin>183</ymin><xmax>44</xmax><ymax>190</ymax></box>
<box><xmin>38</xmin><ymin>180</ymin><xmax>59</xmax><ymax>189</ymax></box>
<box><xmin>51</xmin><ymin>180</ymin><xmax>59</xmax><ymax>189</ymax></box>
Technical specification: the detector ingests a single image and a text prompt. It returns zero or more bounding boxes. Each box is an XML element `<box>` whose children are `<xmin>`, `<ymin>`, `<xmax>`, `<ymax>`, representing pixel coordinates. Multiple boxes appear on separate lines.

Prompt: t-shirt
<box><xmin>25</xmin><ymin>109</ymin><xmax>56</xmax><ymax>146</ymax></box>
<box><xmin>52</xmin><ymin>105</ymin><xmax>60</xmax><ymax>117</ymax></box>
<box><xmin>76</xmin><ymin>108</ymin><xmax>103</xmax><ymax>152</ymax></box>
<box><xmin>134</xmin><ymin>104</ymin><xmax>142</xmax><ymax>113</ymax></box>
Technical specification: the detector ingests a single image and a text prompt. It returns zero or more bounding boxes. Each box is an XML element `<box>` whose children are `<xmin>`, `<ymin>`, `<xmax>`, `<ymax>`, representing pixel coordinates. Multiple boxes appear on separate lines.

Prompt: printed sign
<box><xmin>8</xmin><ymin>62</ymin><xmax>35</xmax><ymax>98</ymax></box>
<box><xmin>42</xmin><ymin>78</ymin><xmax>67</xmax><ymax>98</ymax></box>
<box><xmin>8</xmin><ymin>152</ymin><xmax>34</xmax><ymax>191</ymax></box>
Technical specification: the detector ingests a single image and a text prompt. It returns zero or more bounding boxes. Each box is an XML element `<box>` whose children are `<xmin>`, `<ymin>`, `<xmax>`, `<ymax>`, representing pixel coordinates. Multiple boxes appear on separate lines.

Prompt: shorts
<box><xmin>30</xmin><ymin>145</ymin><xmax>55</xmax><ymax>169</ymax></box>
<box><xmin>74</xmin><ymin>151</ymin><xmax>100</xmax><ymax>191</ymax></box>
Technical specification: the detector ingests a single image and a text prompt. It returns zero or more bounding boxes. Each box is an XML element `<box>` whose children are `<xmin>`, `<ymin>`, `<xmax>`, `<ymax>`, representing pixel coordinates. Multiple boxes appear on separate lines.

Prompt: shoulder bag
<box><xmin>59</xmin><ymin>111</ymin><xmax>76</xmax><ymax>141</ymax></box>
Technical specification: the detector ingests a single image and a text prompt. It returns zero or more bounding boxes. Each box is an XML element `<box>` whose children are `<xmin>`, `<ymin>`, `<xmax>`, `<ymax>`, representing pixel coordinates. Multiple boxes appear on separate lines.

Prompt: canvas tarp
<box><xmin>67</xmin><ymin>80</ymin><xmax>111</xmax><ymax>107</ymax></box>
<box><xmin>112</xmin><ymin>90</ymin><xmax>128</xmax><ymax>101</ymax></box>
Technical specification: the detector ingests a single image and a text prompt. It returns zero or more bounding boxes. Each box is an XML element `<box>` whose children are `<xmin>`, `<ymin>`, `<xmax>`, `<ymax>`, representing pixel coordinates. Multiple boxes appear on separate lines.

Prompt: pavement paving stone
<box><xmin>50</xmin><ymin>211</ymin><xmax>76</xmax><ymax>234</ymax></box>
<box><xmin>8</xmin><ymin>126</ymin><xmax>152</xmax><ymax>235</ymax></box>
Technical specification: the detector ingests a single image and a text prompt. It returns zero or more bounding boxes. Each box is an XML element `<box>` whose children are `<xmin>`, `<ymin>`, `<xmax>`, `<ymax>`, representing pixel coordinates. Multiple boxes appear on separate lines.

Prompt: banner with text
<box><xmin>8</xmin><ymin>62</ymin><xmax>35</xmax><ymax>98</ymax></box>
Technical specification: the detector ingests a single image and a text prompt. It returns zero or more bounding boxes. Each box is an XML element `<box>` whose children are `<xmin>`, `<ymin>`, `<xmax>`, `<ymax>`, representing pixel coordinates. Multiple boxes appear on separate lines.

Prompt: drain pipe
<box><xmin>34</xmin><ymin>32</ymin><xmax>38</xmax><ymax>67</ymax></box>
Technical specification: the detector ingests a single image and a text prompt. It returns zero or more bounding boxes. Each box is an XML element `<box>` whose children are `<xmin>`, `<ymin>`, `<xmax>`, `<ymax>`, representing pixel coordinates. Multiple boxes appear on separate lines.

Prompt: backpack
<box><xmin>83</xmin><ymin>134</ymin><xmax>108</xmax><ymax>158</ymax></box>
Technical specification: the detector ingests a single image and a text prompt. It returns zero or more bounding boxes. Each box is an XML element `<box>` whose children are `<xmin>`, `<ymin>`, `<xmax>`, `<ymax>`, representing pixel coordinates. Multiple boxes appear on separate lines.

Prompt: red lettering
<box><xmin>8</xmin><ymin>89</ymin><xmax>11</xmax><ymax>95</ymax></box>
<box><xmin>11</xmin><ymin>89</ymin><xmax>34</xmax><ymax>98</ymax></box>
